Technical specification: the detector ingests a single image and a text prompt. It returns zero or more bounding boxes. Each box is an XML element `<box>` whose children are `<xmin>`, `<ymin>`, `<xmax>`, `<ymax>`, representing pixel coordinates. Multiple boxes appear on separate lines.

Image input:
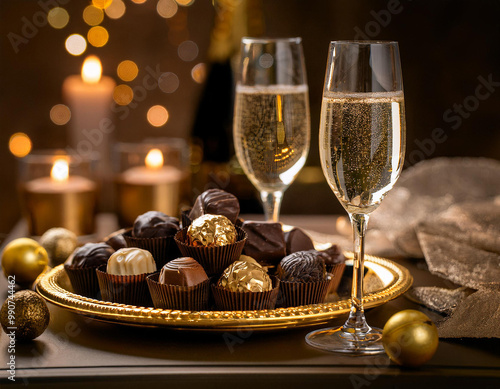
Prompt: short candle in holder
<box><xmin>115</xmin><ymin>147</ymin><xmax>188</xmax><ymax>226</ymax></box>
<box><xmin>20</xmin><ymin>157</ymin><xmax>97</xmax><ymax>236</ymax></box>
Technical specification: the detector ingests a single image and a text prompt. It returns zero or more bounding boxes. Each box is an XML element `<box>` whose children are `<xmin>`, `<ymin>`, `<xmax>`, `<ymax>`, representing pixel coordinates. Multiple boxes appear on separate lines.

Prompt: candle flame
<box><xmin>145</xmin><ymin>148</ymin><xmax>164</xmax><ymax>169</ymax></box>
<box><xmin>51</xmin><ymin>159</ymin><xmax>69</xmax><ymax>182</ymax></box>
<box><xmin>81</xmin><ymin>55</ymin><xmax>102</xmax><ymax>84</ymax></box>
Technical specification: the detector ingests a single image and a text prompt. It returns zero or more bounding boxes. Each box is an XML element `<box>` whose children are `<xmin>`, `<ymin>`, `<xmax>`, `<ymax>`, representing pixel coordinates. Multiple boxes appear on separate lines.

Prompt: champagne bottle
<box><xmin>190</xmin><ymin>0</ymin><xmax>264</xmax><ymax>209</ymax></box>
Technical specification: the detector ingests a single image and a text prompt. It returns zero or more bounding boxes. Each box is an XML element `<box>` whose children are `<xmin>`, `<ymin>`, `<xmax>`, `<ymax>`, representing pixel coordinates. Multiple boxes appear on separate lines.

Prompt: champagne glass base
<box><xmin>305</xmin><ymin>326</ymin><xmax>385</xmax><ymax>355</ymax></box>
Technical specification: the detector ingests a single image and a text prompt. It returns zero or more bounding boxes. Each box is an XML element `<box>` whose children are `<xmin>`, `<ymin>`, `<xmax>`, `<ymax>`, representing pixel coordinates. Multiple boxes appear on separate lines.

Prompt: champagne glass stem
<box><xmin>343</xmin><ymin>212</ymin><xmax>370</xmax><ymax>333</ymax></box>
<box><xmin>260</xmin><ymin>190</ymin><xmax>283</xmax><ymax>222</ymax></box>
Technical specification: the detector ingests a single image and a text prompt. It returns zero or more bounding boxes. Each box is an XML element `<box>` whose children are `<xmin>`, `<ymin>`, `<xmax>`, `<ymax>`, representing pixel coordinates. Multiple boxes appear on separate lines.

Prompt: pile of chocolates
<box><xmin>64</xmin><ymin>189</ymin><xmax>346</xmax><ymax>311</ymax></box>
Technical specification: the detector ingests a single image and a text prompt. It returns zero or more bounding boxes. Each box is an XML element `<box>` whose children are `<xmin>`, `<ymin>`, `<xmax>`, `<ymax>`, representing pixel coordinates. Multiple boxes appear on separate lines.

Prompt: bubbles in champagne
<box><xmin>320</xmin><ymin>91</ymin><xmax>406</xmax><ymax>214</ymax></box>
<box><xmin>234</xmin><ymin>85</ymin><xmax>310</xmax><ymax>192</ymax></box>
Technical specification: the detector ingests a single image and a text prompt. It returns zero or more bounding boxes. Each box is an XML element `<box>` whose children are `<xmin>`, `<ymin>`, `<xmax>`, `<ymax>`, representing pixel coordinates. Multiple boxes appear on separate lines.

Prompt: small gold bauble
<box><xmin>382</xmin><ymin>309</ymin><xmax>439</xmax><ymax>367</ymax></box>
<box><xmin>0</xmin><ymin>290</ymin><xmax>50</xmax><ymax>340</ymax></box>
<box><xmin>40</xmin><ymin>227</ymin><xmax>78</xmax><ymax>266</ymax></box>
<box><xmin>1</xmin><ymin>238</ymin><xmax>49</xmax><ymax>285</ymax></box>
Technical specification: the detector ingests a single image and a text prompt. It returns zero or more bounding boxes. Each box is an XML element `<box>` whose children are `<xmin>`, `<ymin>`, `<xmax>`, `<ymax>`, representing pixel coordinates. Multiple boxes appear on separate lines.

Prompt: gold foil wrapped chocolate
<box><xmin>187</xmin><ymin>214</ymin><xmax>236</xmax><ymax>247</ymax></box>
<box><xmin>218</xmin><ymin>255</ymin><xmax>273</xmax><ymax>292</ymax></box>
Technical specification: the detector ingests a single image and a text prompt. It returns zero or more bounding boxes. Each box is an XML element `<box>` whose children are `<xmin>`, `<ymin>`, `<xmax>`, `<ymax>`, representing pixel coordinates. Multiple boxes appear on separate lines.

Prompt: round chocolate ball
<box><xmin>277</xmin><ymin>251</ymin><xmax>326</xmax><ymax>283</ymax></box>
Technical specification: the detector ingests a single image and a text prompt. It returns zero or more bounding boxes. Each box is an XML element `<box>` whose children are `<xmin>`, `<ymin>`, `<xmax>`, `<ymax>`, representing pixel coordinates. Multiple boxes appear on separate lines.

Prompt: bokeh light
<box><xmin>175</xmin><ymin>0</ymin><xmax>195</xmax><ymax>6</ymax></box>
<box><xmin>92</xmin><ymin>0</ymin><xmax>113</xmax><ymax>9</ymax></box>
<box><xmin>50</xmin><ymin>104</ymin><xmax>72</xmax><ymax>125</ymax></box>
<box><xmin>113</xmin><ymin>84</ymin><xmax>134</xmax><ymax>105</ymax></box>
<box><xmin>105</xmin><ymin>0</ymin><xmax>126</xmax><ymax>19</ymax></box>
<box><xmin>65</xmin><ymin>34</ymin><xmax>87</xmax><ymax>56</ymax></box>
<box><xmin>178</xmin><ymin>40</ymin><xmax>198</xmax><ymax>61</ymax></box>
<box><xmin>147</xmin><ymin>105</ymin><xmax>169</xmax><ymax>127</ymax></box>
<box><xmin>87</xmin><ymin>26</ymin><xmax>109</xmax><ymax>47</ymax></box>
<box><xmin>48</xmin><ymin>7</ymin><xmax>69</xmax><ymax>29</ymax></box>
<box><xmin>191</xmin><ymin>63</ymin><xmax>206</xmax><ymax>83</ymax></box>
<box><xmin>157</xmin><ymin>0</ymin><xmax>178</xmax><ymax>18</ymax></box>
<box><xmin>117</xmin><ymin>60</ymin><xmax>139</xmax><ymax>82</ymax></box>
<box><xmin>131</xmin><ymin>0</ymin><xmax>147</xmax><ymax>4</ymax></box>
<box><xmin>83</xmin><ymin>5</ymin><xmax>104</xmax><ymax>26</ymax></box>
<box><xmin>158</xmin><ymin>72</ymin><xmax>179</xmax><ymax>93</ymax></box>
<box><xmin>9</xmin><ymin>133</ymin><xmax>32</xmax><ymax>158</ymax></box>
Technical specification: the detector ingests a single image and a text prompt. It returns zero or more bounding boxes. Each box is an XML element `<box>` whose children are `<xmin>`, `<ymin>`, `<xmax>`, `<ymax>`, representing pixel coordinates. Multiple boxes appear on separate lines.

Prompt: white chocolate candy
<box><xmin>107</xmin><ymin>248</ymin><xmax>156</xmax><ymax>275</ymax></box>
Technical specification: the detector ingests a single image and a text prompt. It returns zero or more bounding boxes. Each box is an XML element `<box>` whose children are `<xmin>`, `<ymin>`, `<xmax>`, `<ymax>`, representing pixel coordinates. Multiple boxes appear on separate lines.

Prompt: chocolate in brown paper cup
<box><xmin>326</xmin><ymin>263</ymin><xmax>346</xmax><ymax>294</ymax></box>
<box><xmin>123</xmin><ymin>231</ymin><xmax>180</xmax><ymax>268</ymax></box>
<box><xmin>174</xmin><ymin>227</ymin><xmax>247</xmax><ymax>276</ymax></box>
<box><xmin>277</xmin><ymin>275</ymin><xmax>334</xmax><ymax>308</ymax></box>
<box><xmin>211</xmin><ymin>276</ymin><xmax>280</xmax><ymax>311</ymax></box>
<box><xmin>146</xmin><ymin>272</ymin><xmax>210</xmax><ymax>311</ymax></box>
<box><xmin>96</xmin><ymin>264</ymin><xmax>153</xmax><ymax>307</ymax></box>
<box><xmin>64</xmin><ymin>264</ymin><xmax>101</xmax><ymax>299</ymax></box>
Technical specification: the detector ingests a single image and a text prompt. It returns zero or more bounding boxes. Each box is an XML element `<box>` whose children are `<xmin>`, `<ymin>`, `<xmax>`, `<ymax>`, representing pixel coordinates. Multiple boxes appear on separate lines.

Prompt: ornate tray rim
<box><xmin>36</xmin><ymin>253</ymin><xmax>412</xmax><ymax>332</ymax></box>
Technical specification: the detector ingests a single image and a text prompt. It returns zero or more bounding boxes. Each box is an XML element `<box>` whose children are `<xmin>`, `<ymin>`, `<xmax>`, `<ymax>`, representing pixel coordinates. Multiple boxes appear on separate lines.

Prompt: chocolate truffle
<box><xmin>187</xmin><ymin>214</ymin><xmax>236</xmax><ymax>247</ymax></box>
<box><xmin>284</xmin><ymin>227</ymin><xmax>315</xmax><ymax>255</ymax></box>
<box><xmin>277</xmin><ymin>251</ymin><xmax>327</xmax><ymax>283</ymax></box>
<box><xmin>132</xmin><ymin>211</ymin><xmax>179</xmax><ymax>238</ymax></box>
<box><xmin>218</xmin><ymin>255</ymin><xmax>273</xmax><ymax>292</ymax></box>
<box><xmin>189</xmin><ymin>189</ymin><xmax>240</xmax><ymax>225</ymax></box>
<box><xmin>159</xmin><ymin>257</ymin><xmax>208</xmax><ymax>287</ymax></box>
<box><xmin>107</xmin><ymin>248</ymin><xmax>157</xmax><ymax>275</ymax></box>
<box><xmin>241</xmin><ymin>221</ymin><xmax>286</xmax><ymax>266</ymax></box>
<box><xmin>67</xmin><ymin>243</ymin><xmax>115</xmax><ymax>268</ymax></box>
<box><xmin>103</xmin><ymin>228</ymin><xmax>129</xmax><ymax>251</ymax></box>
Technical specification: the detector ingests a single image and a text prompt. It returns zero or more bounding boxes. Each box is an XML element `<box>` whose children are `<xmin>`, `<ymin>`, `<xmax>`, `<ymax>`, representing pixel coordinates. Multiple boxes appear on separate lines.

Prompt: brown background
<box><xmin>1</xmin><ymin>0</ymin><xmax>500</xmax><ymax>238</ymax></box>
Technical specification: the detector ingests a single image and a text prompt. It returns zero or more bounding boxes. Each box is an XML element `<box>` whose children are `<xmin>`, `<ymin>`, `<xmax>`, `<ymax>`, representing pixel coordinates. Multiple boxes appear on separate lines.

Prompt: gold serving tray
<box><xmin>37</xmin><ymin>253</ymin><xmax>412</xmax><ymax>332</ymax></box>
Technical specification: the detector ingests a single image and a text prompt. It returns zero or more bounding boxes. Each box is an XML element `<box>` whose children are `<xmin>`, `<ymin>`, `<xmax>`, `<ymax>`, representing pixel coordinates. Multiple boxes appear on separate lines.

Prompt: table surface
<box><xmin>1</xmin><ymin>214</ymin><xmax>499</xmax><ymax>389</ymax></box>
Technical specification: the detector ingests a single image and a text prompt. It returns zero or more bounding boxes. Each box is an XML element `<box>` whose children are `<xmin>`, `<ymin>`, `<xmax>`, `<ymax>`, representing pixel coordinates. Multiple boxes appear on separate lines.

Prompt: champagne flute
<box><xmin>306</xmin><ymin>41</ymin><xmax>406</xmax><ymax>354</ymax></box>
<box><xmin>233</xmin><ymin>37</ymin><xmax>310</xmax><ymax>222</ymax></box>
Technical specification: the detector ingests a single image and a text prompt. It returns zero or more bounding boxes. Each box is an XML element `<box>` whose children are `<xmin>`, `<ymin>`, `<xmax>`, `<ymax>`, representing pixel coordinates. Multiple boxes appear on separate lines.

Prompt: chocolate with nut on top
<box><xmin>241</xmin><ymin>221</ymin><xmax>286</xmax><ymax>266</ymax></box>
<box><xmin>159</xmin><ymin>257</ymin><xmax>208</xmax><ymax>287</ymax></box>
<box><xmin>67</xmin><ymin>243</ymin><xmax>115</xmax><ymax>268</ymax></box>
<box><xmin>276</xmin><ymin>251</ymin><xmax>327</xmax><ymax>283</ymax></box>
<box><xmin>132</xmin><ymin>211</ymin><xmax>179</xmax><ymax>238</ymax></box>
<box><xmin>189</xmin><ymin>189</ymin><xmax>240</xmax><ymax>225</ymax></box>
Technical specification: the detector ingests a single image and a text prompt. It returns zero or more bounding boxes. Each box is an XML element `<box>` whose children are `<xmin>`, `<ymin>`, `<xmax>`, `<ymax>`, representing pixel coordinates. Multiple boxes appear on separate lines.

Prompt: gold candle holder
<box><xmin>18</xmin><ymin>151</ymin><xmax>98</xmax><ymax>236</ymax></box>
<box><xmin>114</xmin><ymin>139</ymin><xmax>190</xmax><ymax>227</ymax></box>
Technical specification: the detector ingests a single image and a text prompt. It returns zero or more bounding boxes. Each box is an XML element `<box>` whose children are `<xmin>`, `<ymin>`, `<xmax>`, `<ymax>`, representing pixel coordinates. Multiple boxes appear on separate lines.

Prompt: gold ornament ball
<box><xmin>1</xmin><ymin>238</ymin><xmax>49</xmax><ymax>285</ymax></box>
<box><xmin>382</xmin><ymin>309</ymin><xmax>439</xmax><ymax>367</ymax></box>
<box><xmin>40</xmin><ymin>227</ymin><xmax>78</xmax><ymax>266</ymax></box>
<box><xmin>0</xmin><ymin>290</ymin><xmax>50</xmax><ymax>341</ymax></box>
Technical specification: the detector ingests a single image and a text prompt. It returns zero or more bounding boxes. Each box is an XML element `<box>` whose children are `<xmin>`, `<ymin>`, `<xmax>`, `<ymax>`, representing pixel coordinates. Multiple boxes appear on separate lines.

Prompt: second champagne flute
<box><xmin>306</xmin><ymin>41</ymin><xmax>406</xmax><ymax>354</ymax></box>
<box><xmin>233</xmin><ymin>37</ymin><xmax>310</xmax><ymax>222</ymax></box>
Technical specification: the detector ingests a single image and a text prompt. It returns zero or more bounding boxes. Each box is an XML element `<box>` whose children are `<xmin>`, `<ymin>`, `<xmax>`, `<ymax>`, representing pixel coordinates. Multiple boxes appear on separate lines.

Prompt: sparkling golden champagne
<box><xmin>233</xmin><ymin>85</ymin><xmax>310</xmax><ymax>192</ymax></box>
<box><xmin>320</xmin><ymin>91</ymin><xmax>406</xmax><ymax>214</ymax></box>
